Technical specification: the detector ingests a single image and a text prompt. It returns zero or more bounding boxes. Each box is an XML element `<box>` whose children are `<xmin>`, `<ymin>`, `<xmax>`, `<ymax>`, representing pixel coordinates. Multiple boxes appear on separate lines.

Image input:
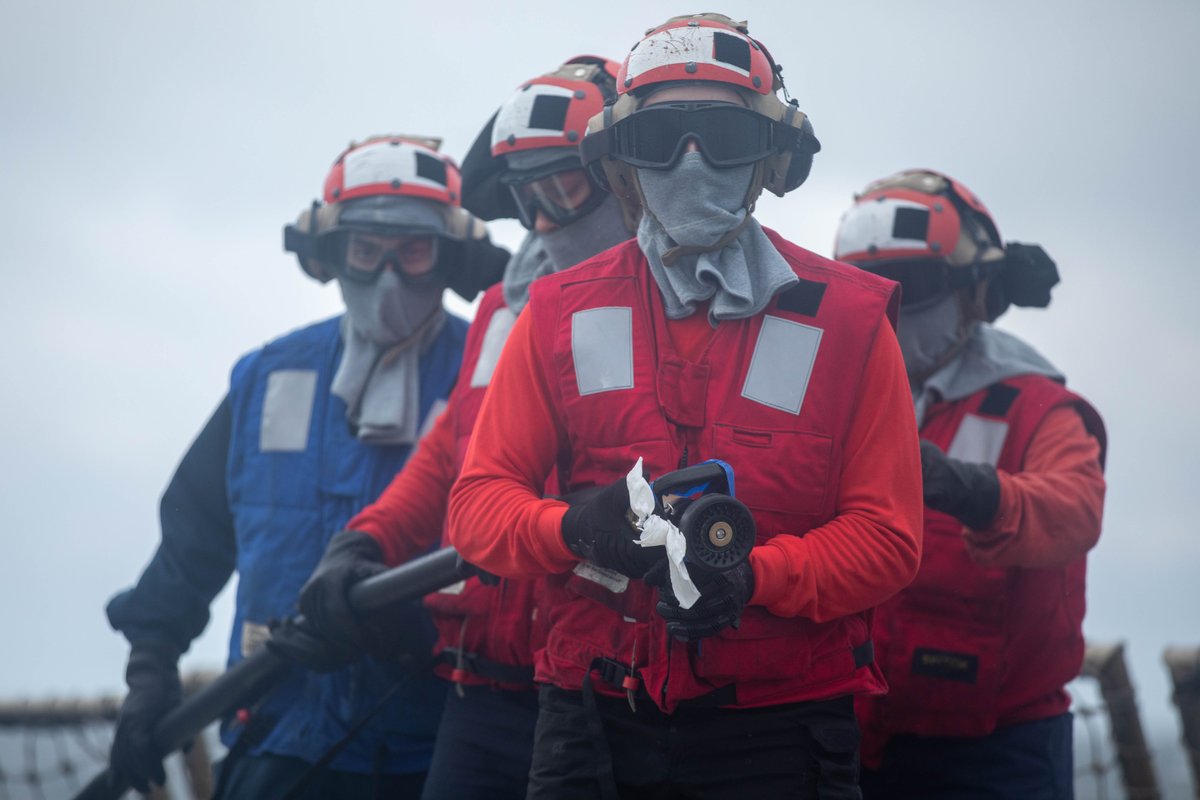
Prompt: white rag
<box><xmin>624</xmin><ymin>458</ymin><xmax>702</xmax><ymax>609</ymax></box>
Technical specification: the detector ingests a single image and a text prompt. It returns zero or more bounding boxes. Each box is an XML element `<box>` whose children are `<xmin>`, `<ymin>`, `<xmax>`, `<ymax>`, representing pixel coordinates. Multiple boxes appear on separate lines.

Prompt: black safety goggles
<box><xmin>500</xmin><ymin>164</ymin><xmax>605</xmax><ymax>230</ymax></box>
<box><xmin>606</xmin><ymin>103</ymin><xmax>786</xmax><ymax>170</ymax></box>
<box><xmin>866</xmin><ymin>261</ymin><xmax>973</xmax><ymax>311</ymax></box>
<box><xmin>331</xmin><ymin>229</ymin><xmax>442</xmax><ymax>286</ymax></box>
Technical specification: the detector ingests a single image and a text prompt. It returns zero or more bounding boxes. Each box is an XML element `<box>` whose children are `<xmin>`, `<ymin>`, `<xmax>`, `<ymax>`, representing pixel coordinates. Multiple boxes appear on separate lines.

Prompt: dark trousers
<box><xmin>214</xmin><ymin>752</ymin><xmax>427</xmax><ymax>800</ymax></box>
<box><xmin>860</xmin><ymin>712</ymin><xmax>1074</xmax><ymax>800</ymax></box>
<box><xmin>527</xmin><ymin>684</ymin><xmax>861</xmax><ymax>800</ymax></box>
<box><xmin>421</xmin><ymin>684</ymin><xmax>541</xmax><ymax>800</ymax></box>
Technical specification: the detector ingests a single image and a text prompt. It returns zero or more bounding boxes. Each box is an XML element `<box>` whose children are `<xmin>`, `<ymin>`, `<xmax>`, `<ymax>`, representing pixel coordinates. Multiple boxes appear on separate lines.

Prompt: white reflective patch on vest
<box><xmin>572</xmin><ymin>561</ymin><xmax>629</xmax><ymax>594</ymax></box>
<box><xmin>437</xmin><ymin>580</ymin><xmax>466</xmax><ymax>596</ymax></box>
<box><xmin>470</xmin><ymin>307</ymin><xmax>518</xmax><ymax>388</ymax></box>
<box><xmin>418</xmin><ymin>398</ymin><xmax>448</xmax><ymax>440</ymax></box>
<box><xmin>834</xmin><ymin>197</ymin><xmax>932</xmax><ymax>258</ymax></box>
<box><xmin>240</xmin><ymin>620</ymin><xmax>271</xmax><ymax>657</ymax></box>
<box><xmin>260</xmin><ymin>369</ymin><xmax>318</xmax><ymax>452</ymax></box>
<box><xmin>741</xmin><ymin>316</ymin><xmax>822</xmax><ymax>415</ymax></box>
<box><xmin>572</xmin><ymin>307</ymin><xmax>634</xmax><ymax>395</ymax></box>
<box><xmin>947</xmin><ymin>414</ymin><xmax>1009</xmax><ymax>467</ymax></box>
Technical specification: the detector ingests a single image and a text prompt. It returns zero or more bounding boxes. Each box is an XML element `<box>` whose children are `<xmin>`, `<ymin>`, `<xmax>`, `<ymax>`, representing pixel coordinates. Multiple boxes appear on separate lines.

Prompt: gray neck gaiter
<box><xmin>333</xmin><ymin>271</ymin><xmax>446</xmax><ymax>444</ymax></box>
<box><xmin>503</xmin><ymin>194</ymin><xmax>632</xmax><ymax>313</ymax></box>
<box><xmin>637</xmin><ymin>153</ymin><xmax>797</xmax><ymax>323</ymax></box>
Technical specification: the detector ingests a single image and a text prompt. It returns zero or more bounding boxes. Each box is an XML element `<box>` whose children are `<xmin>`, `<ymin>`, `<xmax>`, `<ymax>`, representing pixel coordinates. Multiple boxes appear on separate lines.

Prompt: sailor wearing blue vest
<box><xmin>104</xmin><ymin>135</ymin><xmax>508</xmax><ymax>799</ymax></box>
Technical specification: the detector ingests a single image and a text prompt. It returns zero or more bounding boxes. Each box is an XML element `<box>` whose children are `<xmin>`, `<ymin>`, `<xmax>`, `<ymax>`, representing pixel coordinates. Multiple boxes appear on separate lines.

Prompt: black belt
<box><xmin>437</xmin><ymin>648</ymin><xmax>536</xmax><ymax>685</ymax></box>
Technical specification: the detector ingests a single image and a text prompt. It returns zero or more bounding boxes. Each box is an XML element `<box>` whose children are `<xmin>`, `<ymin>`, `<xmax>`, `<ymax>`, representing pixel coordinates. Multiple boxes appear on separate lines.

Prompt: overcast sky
<box><xmin>2</xmin><ymin>0</ymin><xmax>1198</xmax><ymax>793</ymax></box>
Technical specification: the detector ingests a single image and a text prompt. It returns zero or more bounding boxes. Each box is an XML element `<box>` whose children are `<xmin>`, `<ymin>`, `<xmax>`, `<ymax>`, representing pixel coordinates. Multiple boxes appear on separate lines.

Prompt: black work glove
<box><xmin>919</xmin><ymin>439</ymin><xmax>1001</xmax><ymax>530</ymax></box>
<box><xmin>110</xmin><ymin>641</ymin><xmax>181</xmax><ymax>793</ymax></box>
<box><xmin>654</xmin><ymin>561</ymin><xmax>755</xmax><ymax>641</ymax></box>
<box><xmin>561</xmin><ymin>477</ymin><xmax>660</xmax><ymax>580</ymax></box>
<box><xmin>265</xmin><ymin>616</ymin><xmax>359</xmax><ymax>673</ymax></box>
<box><xmin>298</xmin><ymin>530</ymin><xmax>388</xmax><ymax>656</ymax></box>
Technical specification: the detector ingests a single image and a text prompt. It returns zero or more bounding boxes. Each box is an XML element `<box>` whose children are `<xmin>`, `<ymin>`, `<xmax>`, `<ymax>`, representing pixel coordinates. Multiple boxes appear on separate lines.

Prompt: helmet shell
<box><xmin>491</xmin><ymin>57</ymin><xmax>620</xmax><ymax>158</ymax></box>
<box><xmin>323</xmin><ymin>136</ymin><xmax>463</xmax><ymax>208</ymax></box>
<box><xmin>835</xmin><ymin>169</ymin><xmax>1002</xmax><ymax>268</ymax></box>
<box><xmin>617</xmin><ymin>16</ymin><xmax>776</xmax><ymax>97</ymax></box>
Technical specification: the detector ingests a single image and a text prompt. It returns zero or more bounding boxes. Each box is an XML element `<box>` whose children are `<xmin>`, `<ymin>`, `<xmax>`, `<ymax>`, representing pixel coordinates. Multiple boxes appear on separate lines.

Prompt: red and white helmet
<box><xmin>284</xmin><ymin>135</ymin><xmax>505</xmax><ymax>298</ymax></box>
<box><xmin>617</xmin><ymin>16</ymin><xmax>777</xmax><ymax>97</ymax></box>
<box><xmin>491</xmin><ymin>56</ymin><xmax>620</xmax><ymax>160</ymax></box>
<box><xmin>580</xmin><ymin>13</ymin><xmax>820</xmax><ymax>219</ymax></box>
<box><xmin>834</xmin><ymin>169</ymin><xmax>1002</xmax><ymax>269</ymax></box>
<box><xmin>460</xmin><ymin>57</ymin><xmax>619</xmax><ymax>224</ymax></box>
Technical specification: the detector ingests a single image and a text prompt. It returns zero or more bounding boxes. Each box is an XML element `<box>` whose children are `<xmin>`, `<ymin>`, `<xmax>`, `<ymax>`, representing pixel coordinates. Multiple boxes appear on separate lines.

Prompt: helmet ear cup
<box><xmin>783</xmin><ymin>115</ymin><xmax>821</xmax><ymax>192</ymax></box>
<box><xmin>283</xmin><ymin>201</ymin><xmax>338</xmax><ymax>283</ymax></box>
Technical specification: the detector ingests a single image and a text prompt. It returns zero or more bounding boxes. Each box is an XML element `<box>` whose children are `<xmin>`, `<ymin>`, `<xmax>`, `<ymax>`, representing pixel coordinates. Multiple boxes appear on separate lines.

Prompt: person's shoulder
<box><xmin>231</xmin><ymin>316</ymin><xmax>343</xmax><ymax>380</ymax></box>
<box><xmin>762</xmin><ymin>227</ymin><xmax>894</xmax><ymax>295</ymax></box>
<box><xmin>539</xmin><ymin>238</ymin><xmax>641</xmax><ymax>289</ymax></box>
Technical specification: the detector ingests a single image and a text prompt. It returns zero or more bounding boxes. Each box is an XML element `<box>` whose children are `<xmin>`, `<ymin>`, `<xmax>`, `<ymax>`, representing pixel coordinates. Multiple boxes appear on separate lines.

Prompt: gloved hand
<box><xmin>109</xmin><ymin>641</ymin><xmax>181</xmax><ymax>793</ymax></box>
<box><xmin>920</xmin><ymin>439</ymin><xmax>1001</xmax><ymax>530</ymax></box>
<box><xmin>654</xmin><ymin>561</ymin><xmax>755</xmax><ymax>641</ymax></box>
<box><xmin>298</xmin><ymin>529</ymin><xmax>388</xmax><ymax>655</ymax></box>
<box><xmin>561</xmin><ymin>477</ymin><xmax>660</xmax><ymax>580</ymax></box>
<box><xmin>265</xmin><ymin>616</ymin><xmax>359</xmax><ymax>673</ymax></box>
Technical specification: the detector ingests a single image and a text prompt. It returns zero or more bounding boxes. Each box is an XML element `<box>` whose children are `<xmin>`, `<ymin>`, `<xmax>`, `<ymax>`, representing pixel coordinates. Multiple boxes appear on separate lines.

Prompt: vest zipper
<box><xmin>677</xmin><ymin>447</ymin><xmax>689</xmax><ymax>470</ymax></box>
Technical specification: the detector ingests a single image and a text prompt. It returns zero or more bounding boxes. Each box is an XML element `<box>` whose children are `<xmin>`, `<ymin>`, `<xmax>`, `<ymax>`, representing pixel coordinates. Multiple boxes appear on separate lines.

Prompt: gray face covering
<box><xmin>897</xmin><ymin>293</ymin><xmax>968</xmax><ymax>384</ymax></box>
<box><xmin>332</xmin><ymin>270</ymin><xmax>446</xmax><ymax>445</ymax></box>
<box><xmin>637</xmin><ymin>152</ymin><xmax>797</xmax><ymax>322</ymax></box>
<box><xmin>539</xmin><ymin>193</ymin><xmax>631</xmax><ymax>273</ymax></box>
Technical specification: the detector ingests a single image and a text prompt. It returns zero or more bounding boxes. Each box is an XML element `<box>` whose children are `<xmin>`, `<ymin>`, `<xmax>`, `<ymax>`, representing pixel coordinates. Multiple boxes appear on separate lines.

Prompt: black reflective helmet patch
<box><xmin>415</xmin><ymin>152</ymin><xmax>448</xmax><ymax>186</ymax></box>
<box><xmin>528</xmin><ymin>94</ymin><xmax>571</xmax><ymax>132</ymax></box>
<box><xmin>892</xmin><ymin>207</ymin><xmax>931</xmax><ymax>242</ymax></box>
<box><xmin>712</xmin><ymin>31</ymin><xmax>752</xmax><ymax>72</ymax></box>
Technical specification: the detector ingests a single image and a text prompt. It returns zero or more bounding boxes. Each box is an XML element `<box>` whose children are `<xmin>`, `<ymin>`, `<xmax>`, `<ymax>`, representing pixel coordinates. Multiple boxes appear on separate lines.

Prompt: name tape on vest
<box><xmin>572</xmin><ymin>560</ymin><xmax>630</xmax><ymax>594</ymax></box>
<box><xmin>260</xmin><ymin>369</ymin><xmax>318</xmax><ymax>452</ymax></box>
<box><xmin>911</xmin><ymin>646</ymin><xmax>980</xmax><ymax>684</ymax></box>
<box><xmin>572</xmin><ymin>307</ymin><xmax>634</xmax><ymax>395</ymax></box>
<box><xmin>470</xmin><ymin>307</ymin><xmax>518</xmax><ymax>388</ymax></box>
<box><xmin>947</xmin><ymin>414</ymin><xmax>1009</xmax><ymax>467</ymax></box>
<box><xmin>742</xmin><ymin>316</ymin><xmax>823</xmax><ymax>415</ymax></box>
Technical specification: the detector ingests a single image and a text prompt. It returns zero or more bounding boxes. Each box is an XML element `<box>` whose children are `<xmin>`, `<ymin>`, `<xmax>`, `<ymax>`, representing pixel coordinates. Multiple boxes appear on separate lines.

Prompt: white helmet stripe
<box><xmin>343</xmin><ymin>140</ymin><xmax>448</xmax><ymax>194</ymax></box>
<box><xmin>625</xmin><ymin>26</ymin><xmax>753</xmax><ymax>80</ymax></box>
<box><xmin>492</xmin><ymin>84</ymin><xmax>576</xmax><ymax>148</ymax></box>
<box><xmin>834</xmin><ymin>197</ymin><xmax>931</xmax><ymax>258</ymax></box>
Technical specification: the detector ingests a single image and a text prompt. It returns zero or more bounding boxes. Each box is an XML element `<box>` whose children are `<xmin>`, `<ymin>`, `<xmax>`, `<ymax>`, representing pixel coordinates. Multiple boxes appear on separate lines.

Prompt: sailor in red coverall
<box><xmin>834</xmin><ymin>169</ymin><xmax>1107</xmax><ymax>799</ymax></box>
<box><xmin>297</xmin><ymin>58</ymin><xmax>635</xmax><ymax>800</ymax></box>
<box><xmin>448</xmin><ymin>14</ymin><xmax>923</xmax><ymax>800</ymax></box>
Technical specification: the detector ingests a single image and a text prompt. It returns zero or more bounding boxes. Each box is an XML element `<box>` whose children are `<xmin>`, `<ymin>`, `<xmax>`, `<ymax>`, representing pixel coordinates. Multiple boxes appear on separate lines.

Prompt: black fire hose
<box><xmin>73</xmin><ymin>546</ymin><xmax>466</xmax><ymax>800</ymax></box>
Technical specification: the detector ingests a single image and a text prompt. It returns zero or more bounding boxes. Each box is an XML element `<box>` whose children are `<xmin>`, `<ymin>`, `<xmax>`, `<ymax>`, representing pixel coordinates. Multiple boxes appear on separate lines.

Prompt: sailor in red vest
<box><xmin>834</xmin><ymin>169</ymin><xmax>1107</xmax><ymax>799</ymax></box>
<box><xmin>297</xmin><ymin>58</ymin><xmax>634</xmax><ymax>800</ymax></box>
<box><xmin>448</xmin><ymin>14</ymin><xmax>924</xmax><ymax>799</ymax></box>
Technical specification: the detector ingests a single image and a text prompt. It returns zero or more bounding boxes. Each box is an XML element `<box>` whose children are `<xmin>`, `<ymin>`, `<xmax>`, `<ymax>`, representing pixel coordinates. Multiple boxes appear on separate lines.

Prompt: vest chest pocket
<box><xmin>711</xmin><ymin>425</ymin><xmax>833</xmax><ymax>523</ymax></box>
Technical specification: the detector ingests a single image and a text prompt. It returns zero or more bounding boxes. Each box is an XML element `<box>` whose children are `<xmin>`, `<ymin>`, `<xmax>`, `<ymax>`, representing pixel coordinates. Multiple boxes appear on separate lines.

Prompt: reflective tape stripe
<box><xmin>834</xmin><ymin>197</ymin><xmax>933</xmax><ymax>259</ymax></box>
<box><xmin>342</xmin><ymin>140</ymin><xmax>447</xmax><ymax>194</ymax></box>
<box><xmin>260</xmin><ymin>369</ymin><xmax>318</xmax><ymax>452</ymax></box>
<box><xmin>741</xmin><ymin>315</ymin><xmax>822</xmax><ymax>415</ymax></box>
<box><xmin>946</xmin><ymin>414</ymin><xmax>1009</xmax><ymax>467</ymax></box>
<box><xmin>240</xmin><ymin>621</ymin><xmax>271</xmax><ymax>657</ymax></box>
<box><xmin>470</xmin><ymin>307</ymin><xmax>518</xmax><ymax>388</ymax></box>
<box><xmin>572</xmin><ymin>307</ymin><xmax>634</xmax><ymax>395</ymax></box>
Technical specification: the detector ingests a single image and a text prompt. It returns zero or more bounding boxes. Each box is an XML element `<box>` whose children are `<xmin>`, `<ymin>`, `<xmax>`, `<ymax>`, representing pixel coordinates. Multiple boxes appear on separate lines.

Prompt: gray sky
<box><xmin>2</xmin><ymin>0</ymin><xmax>1198</xmax><ymax>792</ymax></box>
